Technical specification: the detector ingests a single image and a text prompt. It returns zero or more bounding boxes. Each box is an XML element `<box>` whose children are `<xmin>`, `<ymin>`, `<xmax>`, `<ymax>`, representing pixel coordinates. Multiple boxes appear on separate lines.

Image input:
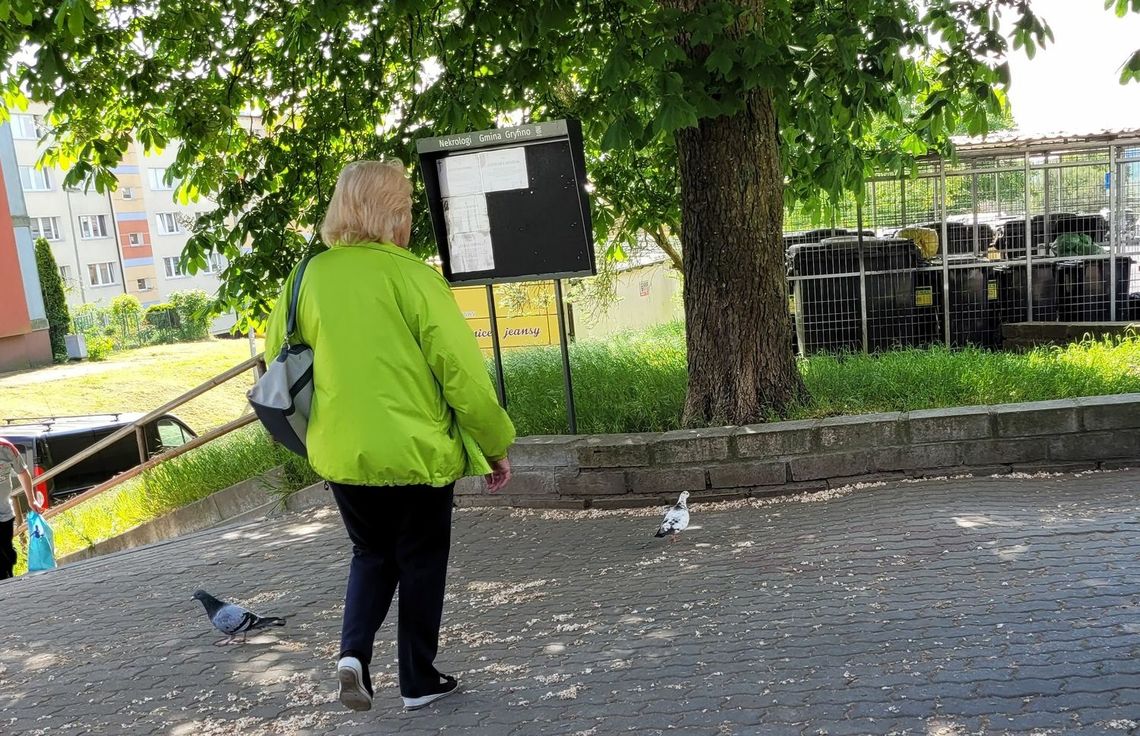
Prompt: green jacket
<box><xmin>264</xmin><ymin>241</ymin><xmax>515</xmax><ymax>488</ymax></box>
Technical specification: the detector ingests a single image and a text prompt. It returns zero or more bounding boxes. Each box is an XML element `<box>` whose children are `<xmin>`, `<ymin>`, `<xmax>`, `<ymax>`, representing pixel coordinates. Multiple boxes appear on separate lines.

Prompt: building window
<box><xmin>78</xmin><ymin>214</ymin><xmax>109</xmax><ymax>239</ymax></box>
<box><xmin>122</xmin><ymin>187</ymin><xmax>135</xmax><ymax>200</ymax></box>
<box><xmin>156</xmin><ymin>212</ymin><xmax>181</xmax><ymax>235</ymax></box>
<box><xmin>148</xmin><ymin>167</ymin><xmax>172</xmax><ymax>190</ymax></box>
<box><xmin>18</xmin><ymin>166</ymin><xmax>52</xmax><ymax>192</ymax></box>
<box><xmin>163</xmin><ymin>256</ymin><xmax>186</xmax><ymax>279</ymax></box>
<box><xmin>58</xmin><ymin>265</ymin><xmax>73</xmax><ymax>287</ymax></box>
<box><xmin>11</xmin><ymin>114</ymin><xmax>44</xmax><ymax>140</ymax></box>
<box><xmin>30</xmin><ymin>216</ymin><xmax>62</xmax><ymax>241</ymax></box>
<box><xmin>136</xmin><ymin>278</ymin><xmax>152</xmax><ymax>292</ymax></box>
<box><xmin>88</xmin><ymin>262</ymin><xmax>118</xmax><ymax>287</ymax></box>
<box><xmin>127</xmin><ymin>232</ymin><xmax>143</xmax><ymax>247</ymax></box>
<box><xmin>205</xmin><ymin>253</ymin><xmax>225</xmax><ymax>273</ymax></box>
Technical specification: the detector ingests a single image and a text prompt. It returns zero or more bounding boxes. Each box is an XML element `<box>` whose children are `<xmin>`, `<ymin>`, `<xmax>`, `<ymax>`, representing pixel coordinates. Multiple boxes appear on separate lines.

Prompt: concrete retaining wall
<box><xmin>456</xmin><ymin>394</ymin><xmax>1140</xmax><ymax>508</ymax></box>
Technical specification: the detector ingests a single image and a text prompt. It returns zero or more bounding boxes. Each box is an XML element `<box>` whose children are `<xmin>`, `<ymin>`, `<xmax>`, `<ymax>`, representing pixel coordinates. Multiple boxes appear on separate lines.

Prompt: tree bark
<box><xmin>676</xmin><ymin>86</ymin><xmax>807</xmax><ymax>426</ymax></box>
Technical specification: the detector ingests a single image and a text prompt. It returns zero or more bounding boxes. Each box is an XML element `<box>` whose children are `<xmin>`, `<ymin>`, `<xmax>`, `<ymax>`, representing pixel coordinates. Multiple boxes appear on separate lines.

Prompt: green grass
<box><xmin>501</xmin><ymin>322</ymin><xmax>1140</xmax><ymax>434</ymax></box>
<box><xmin>0</xmin><ymin>339</ymin><xmax>258</xmax><ymax>433</ymax></box>
<box><xmin>13</xmin><ymin>322</ymin><xmax>1140</xmax><ymax>573</ymax></box>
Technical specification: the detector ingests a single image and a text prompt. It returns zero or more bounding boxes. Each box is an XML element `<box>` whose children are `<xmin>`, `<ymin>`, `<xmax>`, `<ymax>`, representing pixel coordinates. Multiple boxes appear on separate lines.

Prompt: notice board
<box><xmin>416</xmin><ymin>119</ymin><xmax>596</xmax><ymax>285</ymax></box>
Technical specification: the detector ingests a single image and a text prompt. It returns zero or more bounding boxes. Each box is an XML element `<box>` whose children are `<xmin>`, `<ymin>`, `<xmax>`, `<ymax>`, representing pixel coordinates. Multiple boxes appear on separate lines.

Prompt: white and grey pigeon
<box><xmin>192</xmin><ymin>589</ymin><xmax>286</xmax><ymax>646</ymax></box>
<box><xmin>654</xmin><ymin>491</ymin><xmax>690</xmax><ymax>542</ymax></box>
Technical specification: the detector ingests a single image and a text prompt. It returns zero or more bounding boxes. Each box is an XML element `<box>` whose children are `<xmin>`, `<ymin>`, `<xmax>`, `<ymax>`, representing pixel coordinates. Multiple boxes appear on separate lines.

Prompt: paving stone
<box><xmin>3</xmin><ymin>471</ymin><xmax>1140</xmax><ymax>735</ymax></box>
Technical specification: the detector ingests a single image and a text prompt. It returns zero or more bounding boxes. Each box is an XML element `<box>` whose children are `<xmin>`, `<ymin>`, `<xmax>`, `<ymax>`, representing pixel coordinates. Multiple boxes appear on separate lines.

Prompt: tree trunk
<box><xmin>677</xmin><ymin>87</ymin><xmax>807</xmax><ymax>426</ymax></box>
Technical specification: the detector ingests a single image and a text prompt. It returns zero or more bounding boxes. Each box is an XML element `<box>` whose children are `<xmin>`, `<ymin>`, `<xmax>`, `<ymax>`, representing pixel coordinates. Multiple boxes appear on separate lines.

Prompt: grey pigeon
<box><xmin>654</xmin><ymin>491</ymin><xmax>690</xmax><ymax>542</ymax></box>
<box><xmin>192</xmin><ymin>589</ymin><xmax>286</xmax><ymax>645</ymax></box>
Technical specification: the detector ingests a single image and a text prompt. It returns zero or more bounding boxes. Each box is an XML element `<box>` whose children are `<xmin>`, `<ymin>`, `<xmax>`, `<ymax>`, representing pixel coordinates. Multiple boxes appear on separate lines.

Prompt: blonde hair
<box><xmin>320</xmin><ymin>160</ymin><xmax>412</xmax><ymax>246</ymax></box>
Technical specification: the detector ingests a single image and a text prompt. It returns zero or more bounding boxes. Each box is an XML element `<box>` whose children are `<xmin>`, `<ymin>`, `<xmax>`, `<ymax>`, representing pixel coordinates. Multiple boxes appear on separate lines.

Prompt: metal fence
<box><xmin>786</xmin><ymin>132</ymin><xmax>1140</xmax><ymax>355</ymax></box>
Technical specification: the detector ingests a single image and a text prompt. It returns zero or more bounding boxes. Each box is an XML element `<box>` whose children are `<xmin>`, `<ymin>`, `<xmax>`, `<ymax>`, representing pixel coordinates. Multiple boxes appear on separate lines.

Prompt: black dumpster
<box><xmin>789</xmin><ymin>237</ymin><xmax>923</xmax><ymax>354</ymax></box>
<box><xmin>911</xmin><ymin>221</ymin><xmax>996</xmax><ymax>256</ymax></box>
<box><xmin>953</xmin><ymin>257</ymin><xmax>1000</xmax><ymax>347</ymax></box>
<box><xmin>788</xmin><ymin>241</ymin><xmax>861</xmax><ymax>353</ymax></box>
<box><xmin>995</xmin><ymin>213</ymin><xmax>1110</xmax><ymax>260</ymax></box>
<box><xmin>993</xmin><ymin>262</ymin><xmax>1057</xmax><ymax>329</ymax></box>
<box><xmin>1055</xmin><ymin>255</ymin><xmax>1132</xmax><ymax>322</ymax></box>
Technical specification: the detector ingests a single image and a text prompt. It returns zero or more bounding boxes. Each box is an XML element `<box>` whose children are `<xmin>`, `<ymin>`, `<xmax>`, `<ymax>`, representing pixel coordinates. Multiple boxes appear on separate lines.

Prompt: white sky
<box><xmin>1005</xmin><ymin>0</ymin><xmax>1140</xmax><ymax>134</ymax></box>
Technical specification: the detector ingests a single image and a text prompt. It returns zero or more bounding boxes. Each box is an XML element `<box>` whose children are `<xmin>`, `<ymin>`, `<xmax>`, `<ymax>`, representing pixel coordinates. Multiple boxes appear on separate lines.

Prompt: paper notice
<box><xmin>448</xmin><ymin>230</ymin><xmax>495</xmax><ymax>273</ymax></box>
<box><xmin>444</xmin><ymin>195</ymin><xmax>490</xmax><ymax>234</ymax></box>
<box><xmin>479</xmin><ymin>147</ymin><xmax>529</xmax><ymax>192</ymax></box>
<box><xmin>438</xmin><ymin>153</ymin><xmax>484</xmax><ymax>197</ymax></box>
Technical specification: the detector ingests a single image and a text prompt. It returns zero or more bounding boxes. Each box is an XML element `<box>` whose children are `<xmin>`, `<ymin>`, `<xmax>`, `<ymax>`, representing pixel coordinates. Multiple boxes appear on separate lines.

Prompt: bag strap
<box><xmin>285</xmin><ymin>255</ymin><xmax>313</xmax><ymax>343</ymax></box>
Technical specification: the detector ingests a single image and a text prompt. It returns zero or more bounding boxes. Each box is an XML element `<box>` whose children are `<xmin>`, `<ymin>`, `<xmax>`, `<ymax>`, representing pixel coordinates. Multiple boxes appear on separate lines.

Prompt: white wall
<box><xmin>575</xmin><ymin>261</ymin><xmax>684</xmax><ymax>341</ymax></box>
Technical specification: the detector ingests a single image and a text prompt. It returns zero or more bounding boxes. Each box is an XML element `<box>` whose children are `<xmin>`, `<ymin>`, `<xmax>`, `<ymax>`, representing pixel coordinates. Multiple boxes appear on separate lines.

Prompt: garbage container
<box><xmin>1055</xmin><ymin>255</ymin><xmax>1132</xmax><ymax>322</ymax></box>
<box><xmin>945</xmin><ymin>256</ymin><xmax>998</xmax><ymax>348</ymax></box>
<box><xmin>788</xmin><ymin>236</ymin><xmax>923</xmax><ymax>353</ymax></box>
<box><xmin>788</xmin><ymin>241</ymin><xmax>862</xmax><ymax>354</ymax></box>
<box><xmin>993</xmin><ymin>262</ymin><xmax>1057</xmax><ymax>330</ymax></box>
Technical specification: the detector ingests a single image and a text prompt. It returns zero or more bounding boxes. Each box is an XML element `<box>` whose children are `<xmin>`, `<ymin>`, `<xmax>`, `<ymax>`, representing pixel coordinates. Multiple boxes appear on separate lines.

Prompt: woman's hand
<box><xmin>485</xmin><ymin>457</ymin><xmax>512</xmax><ymax>493</ymax></box>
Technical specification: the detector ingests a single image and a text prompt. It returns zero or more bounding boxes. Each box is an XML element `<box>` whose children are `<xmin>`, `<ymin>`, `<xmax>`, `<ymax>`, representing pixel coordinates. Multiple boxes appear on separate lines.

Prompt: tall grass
<box><xmin>501</xmin><ymin>323</ymin><xmax>1140</xmax><ymax>434</ymax></box>
<box><xmin>20</xmin><ymin>324</ymin><xmax>1140</xmax><ymax>569</ymax></box>
<box><xmin>502</xmin><ymin>321</ymin><xmax>688</xmax><ymax>435</ymax></box>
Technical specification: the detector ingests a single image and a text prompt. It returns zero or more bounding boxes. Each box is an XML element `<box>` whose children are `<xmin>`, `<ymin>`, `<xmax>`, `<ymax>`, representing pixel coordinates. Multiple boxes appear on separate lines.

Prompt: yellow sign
<box><xmin>987</xmin><ymin>280</ymin><xmax>999</xmax><ymax>301</ymax></box>
<box><xmin>787</xmin><ymin>294</ymin><xmax>797</xmax><ymax>315</ymax></box>
<box><xmin>451</xmin><ymin>282</ymin><xmax>560</xmax><ymax>350</ymax></box>
<box><xmin>915</xmin><ymin>287</ymin><xmax>934</xmax><ymax>307</ymax></box>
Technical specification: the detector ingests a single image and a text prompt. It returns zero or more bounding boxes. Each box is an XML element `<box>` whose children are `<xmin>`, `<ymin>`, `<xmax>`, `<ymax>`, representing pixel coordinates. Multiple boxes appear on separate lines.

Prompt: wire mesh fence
<box><xmin>786</xmin><ymin>135</ymin><xmax>1140</xmax><ymax>356</ymax></box>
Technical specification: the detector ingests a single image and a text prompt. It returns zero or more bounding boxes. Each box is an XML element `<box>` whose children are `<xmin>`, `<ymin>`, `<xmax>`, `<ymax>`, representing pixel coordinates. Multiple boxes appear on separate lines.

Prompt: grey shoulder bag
<box><xmin>248</xmin><ymin>256</ymin><xmax>314</xmax><ymax>457</ymax></box>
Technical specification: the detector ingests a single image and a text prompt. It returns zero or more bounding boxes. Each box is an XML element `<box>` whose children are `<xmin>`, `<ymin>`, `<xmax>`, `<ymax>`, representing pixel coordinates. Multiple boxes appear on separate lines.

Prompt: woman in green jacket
<box><xmin>265</xmin><ymin>160</ymin><xmax>515</xmax><ymax>713</ymax></box>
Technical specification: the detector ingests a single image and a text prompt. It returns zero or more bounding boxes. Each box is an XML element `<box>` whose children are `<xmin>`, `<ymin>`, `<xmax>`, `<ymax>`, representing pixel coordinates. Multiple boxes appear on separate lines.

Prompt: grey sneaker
<box><xmin>337</xmin><ymin>656</ymin><xmax>373</xmax><ymax>712</ymax></box>
<box><xmin>402</xmin><ymin>674</ymin><xmax>459</xmax><ymax>711</ymax></box>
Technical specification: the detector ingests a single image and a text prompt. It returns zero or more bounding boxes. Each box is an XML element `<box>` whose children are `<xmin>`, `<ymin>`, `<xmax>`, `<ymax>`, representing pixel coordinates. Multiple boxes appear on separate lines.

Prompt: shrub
<box><xmin>144</xmin><ymin>302</ymin><xmax>181</xmax><ymax>330</ymax></box>
<box><xmin>71</xmin><ymin>303</ymin><xmax>110</xmax><ymax>337</ymax></box>
<box><xmin>34</xmin><ymin>238</ymin><xmax>70</xmax><ymax>361</ymax></box>
<box><xmin>169</xmin><ymin>289</ymin><xmax>212</xmax><ymax>340</ymax></box>
<box><xmin>86</xmin><ymin>335</ymin><xmax>114</xmax><ymax>361</ymax></box>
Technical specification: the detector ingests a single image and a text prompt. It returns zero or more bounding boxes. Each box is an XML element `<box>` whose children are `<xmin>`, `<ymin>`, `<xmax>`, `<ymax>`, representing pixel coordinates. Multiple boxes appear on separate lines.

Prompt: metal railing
<box><xmin>786</xmin><ymin>135</ymin><xmax>1140</xmax><ymax>356</ymax></box>
<box><xmin>11</xmin><ymin>355</ymin><xmax>265</xmax><ymax>533</ymax></box>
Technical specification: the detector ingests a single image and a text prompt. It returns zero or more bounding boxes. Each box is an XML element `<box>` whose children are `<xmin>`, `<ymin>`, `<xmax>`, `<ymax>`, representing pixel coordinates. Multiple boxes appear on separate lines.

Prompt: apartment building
<box><xmin>9</xmin><ymin>106</ymin><xmax>234</xmax><ymax>330</ymax></box>
<box><xmin>0</xmin><ymin>120</ymin><xmax>52</xmax><ymax>371</ymax></box>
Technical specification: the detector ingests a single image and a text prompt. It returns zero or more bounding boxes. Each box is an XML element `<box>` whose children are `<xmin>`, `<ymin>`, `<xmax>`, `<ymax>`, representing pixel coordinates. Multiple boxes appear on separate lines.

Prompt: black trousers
<box><xmin>1</xmin><ymin>518</ymin><xmax>16</xmax><ymax>580</ymax></box>
<box><xmin>330</xmin><ymin>482</ymin><xmax>454</xmax><ymax>698</ymax></box>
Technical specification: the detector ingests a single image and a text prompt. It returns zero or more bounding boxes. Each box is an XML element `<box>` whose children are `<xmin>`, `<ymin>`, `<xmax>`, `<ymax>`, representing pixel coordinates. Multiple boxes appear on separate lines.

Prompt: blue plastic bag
<box><xmin>26</xmin><ymin>511</ymin><xmax>56</xmax><ymax>572</ymax></box>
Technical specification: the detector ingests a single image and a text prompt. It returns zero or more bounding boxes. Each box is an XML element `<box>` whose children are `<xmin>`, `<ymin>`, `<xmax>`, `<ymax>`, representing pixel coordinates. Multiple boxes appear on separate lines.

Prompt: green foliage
<box><xmin>168</xmin><ymin>290</ymin><xmax>211</xmax><ymax>340</ymax></box>
<box><xmin>71</xmin><ymin>302</ymin><xmax>109</xmax><ymax>336</ymax></box>
<box><xmin>5</xmin><ymin>0</ymin><xmax>1127</xmax><ymax>324</ymax></box>
<box><xmin>144</xmin><ymin>302</ymin><xmax>179</xmax><ymax>327</ymax></box>
<box><xmin>85</xmin><ymin>334</ymin><xmax>114</xmax><ymax>361</ymax></box>
<box><xmin>109</xmin><ymin>293</ymin><xmax>142</xmax><ymax>325</ymax></box>
<box><xmin>34</xmin><ymin>237</ymin><xmax>70</xmax><ymax>361</ymax></box>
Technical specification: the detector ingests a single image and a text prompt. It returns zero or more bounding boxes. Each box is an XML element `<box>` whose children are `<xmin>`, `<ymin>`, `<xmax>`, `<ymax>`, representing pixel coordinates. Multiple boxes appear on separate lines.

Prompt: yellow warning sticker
<box><xmin>987</xmin><ymin>280</ymin><xmax>998</xmax><ymax>301</ymax></box>
<box><xmin>788</xmin><ymin>295</ymin><xmax>796</xmax><ymax>314</ymax></box>
<box><xmin>915</xmin><ymin>287</ymin><xmax>933</xmax><ymax>307</ymax></box>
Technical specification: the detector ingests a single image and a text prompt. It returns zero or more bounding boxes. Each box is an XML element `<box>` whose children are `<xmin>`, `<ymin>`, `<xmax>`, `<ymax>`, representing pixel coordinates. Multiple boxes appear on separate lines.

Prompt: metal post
<box><xmin>1025</xmin><ymin>153</ymin><xmax>1035</xmax><ymax>321</ymax></box>
<box><xmin>870</xmin><ymin>180</ymin><xmax>878</xmax><ymax>232</ymax></box>
<box><xmin>940</xmin><ymin>162</ymin><xmax>951</xmax><ymax>347</ymax></box>
<box><xmin>857</xmin><ymin>202</ymin><xmax>869</xmax><ymax>354</ymax></box>
<box><xmin>900</xmin><ymin>175</ymin><xmax>907</xmax><ymax>226</ymax></box>
<box><xmin>134</xmin><ymin>426</ymin><xmax>148</xmax><ymax>464</ymax></box>
<box><xmin>553</xmin><ymin>280</ymin><xmax>577</xmax><ymax>434</ymax></box>
<box><xmin>971</xmin><ymin>173</ymin><xmax>979</xmax><ymax>256</ymax></box>
<box><xmin>1043</xmin><ymin>158</ymin><xmax>1052</xmax><ymax>248</ymax></box>
<box><xmin>485</xmin><ymin>284</ymin><xmax>507</xmax><ymax>408</ymax></box>
<box><xmin>1110</xmin><ymin>145</ymin><xmax>1118</xmax><ymax>321</ymax></box>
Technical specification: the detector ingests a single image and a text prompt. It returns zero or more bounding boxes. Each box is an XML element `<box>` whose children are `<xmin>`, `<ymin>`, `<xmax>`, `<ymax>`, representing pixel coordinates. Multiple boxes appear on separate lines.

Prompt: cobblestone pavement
<box><xmin>3</xmin><ymin>471</ymin><xmax>1140</xmax><ymax>735</ymax></box>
